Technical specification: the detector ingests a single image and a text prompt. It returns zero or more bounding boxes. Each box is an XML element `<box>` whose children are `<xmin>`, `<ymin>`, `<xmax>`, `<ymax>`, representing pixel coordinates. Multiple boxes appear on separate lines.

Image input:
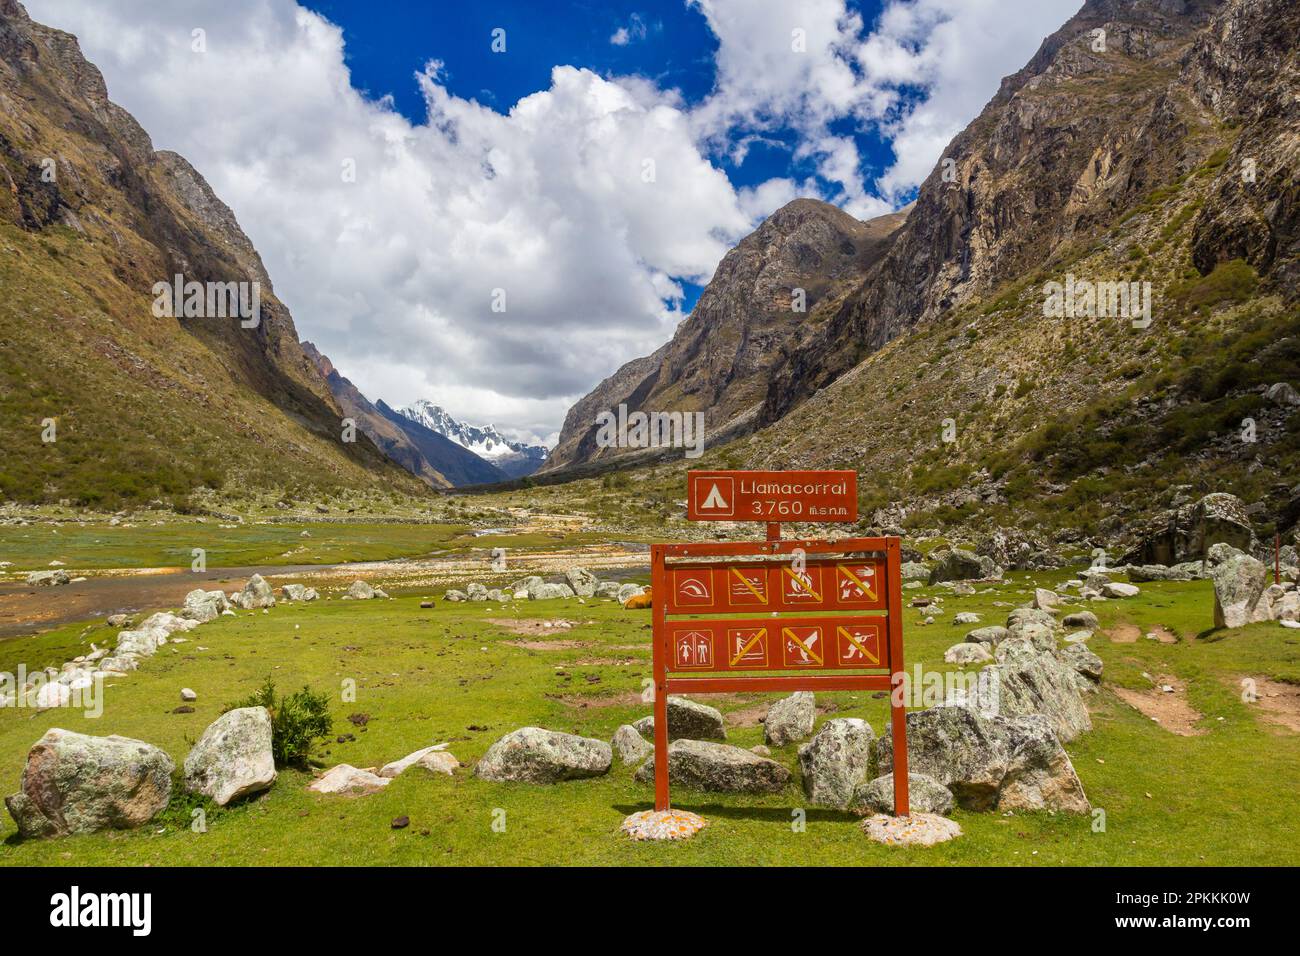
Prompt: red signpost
<box><xmin>652</xmin><ymin>470</ymin><xmax>909</xmax><ymax>816</ymax></box>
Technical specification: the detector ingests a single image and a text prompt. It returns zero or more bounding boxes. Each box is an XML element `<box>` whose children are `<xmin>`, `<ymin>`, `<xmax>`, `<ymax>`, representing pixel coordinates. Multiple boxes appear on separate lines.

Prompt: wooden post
<box><xmin>651</xmin><ymin>544</ymin><xmax>670</xmax><ymax>812</ymax></box>
<box><xmin>886</xmin><ymin>536</ymin><xmax>910</xmax><ymax>817</ymax></box>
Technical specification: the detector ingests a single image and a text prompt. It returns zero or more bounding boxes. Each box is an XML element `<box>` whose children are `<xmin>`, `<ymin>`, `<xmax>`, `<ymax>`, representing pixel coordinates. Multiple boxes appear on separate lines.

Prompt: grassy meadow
<box><xmin>2</xmin><ymin>566</ymin><xmax>1297</xmax><ymax>866</ymax></box>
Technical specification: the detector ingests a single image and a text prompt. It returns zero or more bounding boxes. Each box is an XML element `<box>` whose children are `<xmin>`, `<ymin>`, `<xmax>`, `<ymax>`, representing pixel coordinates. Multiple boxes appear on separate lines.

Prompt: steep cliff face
<box><xmin>761</xmin><ymin>0</ymin><xmax>1296</xmax><ymax>424</ymax></box>
<box><xmin>0</xmin><ymin>0</ymin><xmax>422</xmax><ymax>504</ymax></box>
<box><xmin>543</xmin><ymin>199</ymin><xmax>909</xmax><ymax>471</ymax></box>
<box><xmin>623</xmin><ymin>0</ymin><xmax>1298</xmax><ymax>545</ymax></box>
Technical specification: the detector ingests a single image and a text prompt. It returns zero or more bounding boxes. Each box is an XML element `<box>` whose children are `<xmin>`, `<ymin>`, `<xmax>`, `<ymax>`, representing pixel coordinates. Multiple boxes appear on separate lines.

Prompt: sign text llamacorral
<box><xmin>687</xmin><ymin>470</ymin><xmax>858</xmax><ymax>522</ymax></box>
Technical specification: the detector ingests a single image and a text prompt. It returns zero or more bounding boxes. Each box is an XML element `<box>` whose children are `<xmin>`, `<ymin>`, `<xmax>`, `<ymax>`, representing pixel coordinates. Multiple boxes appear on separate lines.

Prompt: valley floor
<box><xmin>1</xmin><ymin>560</ymin><xmax>1297</xmax><ymax>866</ymax></box>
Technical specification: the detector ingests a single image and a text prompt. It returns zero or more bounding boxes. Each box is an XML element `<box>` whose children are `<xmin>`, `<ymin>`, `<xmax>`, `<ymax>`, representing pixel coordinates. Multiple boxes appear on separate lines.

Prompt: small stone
<box><xmin>391</xmin><ymin>815</ymin><xmax>410</xmax><ymax>829</ymax></box>
<box><xmin>620</xmin><ymin>809</ymin><xmax>707</xmax><ymax>841</ymax></box>
<box><xmin>860</xmin><ymin>812</ymin><xmax>962</xmax><ymax>847</ymax></box>
<box><xmin>180</xmin><ymin>688</ymin><xmax>197</xmax><ymax>702</ymax></box>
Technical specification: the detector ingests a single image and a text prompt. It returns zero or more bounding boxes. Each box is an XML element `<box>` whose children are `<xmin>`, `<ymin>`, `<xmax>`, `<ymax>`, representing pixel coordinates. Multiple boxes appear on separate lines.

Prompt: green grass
<box><xmin>2</xmin><ymin>571</ymin><xmax>1297</xmax><ymax>865</ymax></box>
<box><xmin>0</xmin><ymin>521</ymin><xmax>625</xmax><ymax>572</ymax></box>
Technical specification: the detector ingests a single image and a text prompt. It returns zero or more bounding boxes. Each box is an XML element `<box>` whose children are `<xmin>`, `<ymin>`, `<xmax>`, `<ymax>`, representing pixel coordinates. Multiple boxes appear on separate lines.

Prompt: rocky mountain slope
<box><xmin>543</xmin><ymin>199</ymin><xmax>909</xmax><ymax>471</ymax></box>
<box><xmin>397</xmin><ymin>400</ymin><xmax>548</xmax><ymax>479</ymax></box>
<box><xmin>539</xmin><ymin>0</ymin><xmax>1298</xmax><ymax>551</ymax></box>
<box><xmin>0</xmin><ymin>0</ymin><xmax>425</xmax><ymax>506</ymax></box>
<box><xmin>298</xmin><ymin>343</ymin><xmax>451</xmax><ymax>489</ymax></box>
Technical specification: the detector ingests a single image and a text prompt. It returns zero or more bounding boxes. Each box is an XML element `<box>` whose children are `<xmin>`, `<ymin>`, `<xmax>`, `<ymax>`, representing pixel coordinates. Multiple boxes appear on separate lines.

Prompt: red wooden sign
<box><xmin>667</xmin><ymin>616</ymin><xmax>886</xmax><ymax>671</ymax></box>
<box><xmin>687</xmin><ymin>470</ymin><xmax>858</xmax><ymax>522</ymax></box>
<box><xmin>650</xmin><ymin>524</ymin><xmax>909</xmax><ymax>818</ymax></box>
<box><xmin>663</xmin><ymin>558</ymin><xmax>887</xmax><ymax>615</ymax></box>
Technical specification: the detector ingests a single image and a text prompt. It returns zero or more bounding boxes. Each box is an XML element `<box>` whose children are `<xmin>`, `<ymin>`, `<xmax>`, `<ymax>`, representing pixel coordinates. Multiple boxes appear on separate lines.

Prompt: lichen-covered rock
<box><xmin>797</xmin><ymin>717</ymin><xmax>875</xmax><ymax>809</ymax></box>
<box><xmin>443</xmin><ymin>589</ymin><xmax>468</xmax><ymax>602</ymax></box>
<box><xmin>964</xmin><ymin>625</ymin><xmax>1009</xmax><ymax>645</ymax></box>
<box><xmin>953</xmin><ymin>612</ymin><xmax>981</xmax><ymax>625</ymax></box>
<box><xmin>26</xmin><ymin>569</ymin><xmax>70</xmax><ymax>587</ymax></box>
<box><xmin>876</xmin><ymin>706</ymin><xmax>1088</xmax><ymax>813</ymax></box>
<box><xmin>850</xmin><ymin>772</ymin><xmax>954</xmax><ymax>816</ymax></box>
<box><xmin>634</xmin><ymin>739</ymin><xmax>789</xmax><ymax>794</ymax></box>
<box><xmin>764</xmin><ymin>692</ymin><xmax>815</xmax><ymax>746</ymax></box>
<box><xmin>929</xmin><ymin>548</ymin><xmax>999</xmax><ymax>584</ymax></box>
<box><xmin>475</xmin><ymin>727</ymin><xmax>611</xmax><ymax>784</ymax></box>
<box><xmin>988</xmin><ymin>638</ymin><xmax>1092</xmax><ymax>742</ymax></box>
<box><xmin>1063</xmin><ymin>610</ymin><xmax>1099</xmax><ymax>629</ymax></box>
<box><xmin>1123</xmin><ymin>492</ymin><xmax>1256</xmax><ymax>566</ymax></box>
<box><xmin>617</xmin><ymin>583</ymin><xmax>646</xmax><ymax>604</ymax></box>
<box><xmin>1213</xmin><ymin>553</ymin><xmax>1269</xmax><ymax>628</ymax></box>
<box><xmin>5</xmin><ymin>729</ymin><xmax>174</xmax><ymax>837</ymax></box>
<box><xmin>1102</xmin><ymin>582</ymin><xmax>1140</xmax><ymax>598</ymax></box>
<box><xmin>611</xmin><ymin>724</ymin><xmax>653</xmax><ymax>765</ymax></box>
<box><xmin>945</xmin><ymin>642</ymin><xmax>993</xmax><ymax>665</ymax></box>
<box><xmin>1033</xmin><ymin>588</ymin><xmax>1059</xmax><ymax>610</ymax></box>
<box><xmin>595</xmin><ymin>581</ymin><xmax>623</xmax><ymax>600</ymax></box>
<box><xmin>900</xmin><ymin>561</ymin><xmax>930</xmax><ymax>581</ymax></box>
<box><xmin>344</xmin><ymin>579</ymin><xmax>375</xmax><ymax>600</ymax></box>
<box><xmin>181</xmin><ymin>588</ymin><xmax>231</xmax><ymax>622</ymax></box>
<box><xmin>1057</xmin><ymin>642</ymin><xmax>1104</xmax><ymax>683</ymax></box>
<box><xmin>233</xmin><ymin>574</ymin><xmax>276</xmax><ymax>609</ymax></box>
<box><xmin>632</xmin><ymin>696</ymin><xmax>726</xmax><ymax>741</ymax></box>
<box><xmin>1128</xmin><ymin>564</ymin><xmax>1193</xmax><ymax>582</ymax></box>
<box><xmin>563</xmin><ymin>566</ymin><xmax>598</xmax><ymax>598</ymax></box>
<box><xmin>183</xmin><ymin>706</ymin><xmax>276</xmax><ymax>806</ymax></box>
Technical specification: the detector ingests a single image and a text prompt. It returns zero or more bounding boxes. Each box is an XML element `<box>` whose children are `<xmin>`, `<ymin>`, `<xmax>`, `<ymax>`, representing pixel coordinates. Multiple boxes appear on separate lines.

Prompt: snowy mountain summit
<box><xmin>397</xmin><ymin>400</ymin><xmax>548</xmax><ymax>479</ymax></box>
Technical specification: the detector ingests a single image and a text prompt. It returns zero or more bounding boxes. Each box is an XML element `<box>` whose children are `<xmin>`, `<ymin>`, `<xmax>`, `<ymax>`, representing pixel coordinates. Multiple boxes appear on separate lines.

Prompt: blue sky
<box><xmin>28</xmin><ymin>0</ymin><xmax>1080</xmax><ymax>443</ymax></box>
<box><xmin>302</xmin><ymin>0</ymin><xmax>900</xmax><ymax>313</ymax></box>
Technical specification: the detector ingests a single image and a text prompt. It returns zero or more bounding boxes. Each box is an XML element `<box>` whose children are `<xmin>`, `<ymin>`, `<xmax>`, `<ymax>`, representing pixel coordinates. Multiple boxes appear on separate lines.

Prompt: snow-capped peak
<box><xmin>396</xmin><ymin>400</ymin><xmax>548</xmax><ymax>464</ymax></box>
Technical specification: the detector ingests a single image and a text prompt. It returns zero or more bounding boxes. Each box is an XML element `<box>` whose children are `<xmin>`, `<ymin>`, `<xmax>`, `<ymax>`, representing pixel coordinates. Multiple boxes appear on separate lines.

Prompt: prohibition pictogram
<box><xmin>781</xmin><ymin>625</ymin><xmax>824</xmax><ymax>667</ymax></box>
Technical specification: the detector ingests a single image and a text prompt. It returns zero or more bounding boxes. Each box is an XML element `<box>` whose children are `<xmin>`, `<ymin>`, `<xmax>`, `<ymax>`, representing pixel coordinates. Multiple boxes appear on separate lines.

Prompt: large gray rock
<box><xmin>634</xmin><ymin>739</ymin><xmax>789</xmax><ymax>794</ymax></box>
<box><xmin>929</xmin><ymin>549</ymin><xmax>999</xmax><ymax>584</ymax></box>
<box><xmin>945</xmin><ymin>642</ymin><xmax>993</xmax><ymax>665</ymax></box>
<box><xmin>279</xmin><ymin>583</ymin><xmax>319</xmax><ymax>602</ymax></box>
<box><xmin>26</xmin><ymin>569</ymin><xmax>70</xmax><ymax>587</ymax></box>
<box><xmin>1123</xmin><ymin>492</ymin><xmax>1255</xmax><ymax>565</ymax></box>
<box><xmin>344</xmin><ymin>579</ymin><xmax>375</xmax><ymax>600</ymax></box>
<box><xmin>899</xmin><ymin>561</ymin><xmax>930</xmax><ymax>581</ymax></box>
<box><xmin>850</xmin><ymin>773</ymin><xmax>954</xmax><ymax>816</ymax></box>
<box><xmin>233</xmin><ymin>574</ymin><xmax>276</xmax><ymax>609</ymax></box>
<box><xmin>632</xmin><ymin>696</ymin><xmax>726</xmax><ymax>741</ymax></box>
<box><xmin>988</xmin><ymin>638</ymin><xmax>1092</xmax><ymax>742</ymax></box>
<box><xmin>616</xmin><ymin>583</ymin><xmax>646</xmax><ymax>604</ymax></box>
<box><xmin>764</xmin><ymin>692</ymin><xmax>815</xmax><ymax>746</ymax></box>
<box><xmin>1062</xmin><ymin>610</ymin><xmax>1099</xmax><ymax>629</ymax></box>
<box><xmin>876</xmin><ymin>706</ymin><xmax>1088</xmax><ymax>813</ymax></box>
<box><xmin>965</xmin><ymin>625</ymin><xmax>1009</xmax><ymax>645</ymax></box>
<box><xmin>183</xmin><ymin>707</ymin><xmax>277</xmax><ymax>806</ymax></box>
<box><xmin>474</xmin><ymin>727</ymin><xmax>611</xmax><ymax>784</ymax></box>
<box><xmin>797</xmin><ymin>718</ymin><xmax>875</xmax><ymax>809</ymax></box>
<box><xmin>528</xmin><ymin>582</ymin><xmax>574</xmax><ymax>600</ymax></box>
<box><xmin>181</xmin><ymin>588</ymin><xmax>231</xmax><ymax>622</ymax></box>
<box><xmin>379</xmin><ymin>745</ymin><xmax>459</xmax><ymax>778</ymax></box>
<box><xmin>1128</xmin><ymin>564</ymin><xmax>1193</xmax><ymax>582</ymax></box>
<box><xmin>595</xmin><ymin>581</ymin><xmax>623</xmax><ymax>600</ymax></box>
<box><xmin>1057</xmin><ymin>642</ymin><xmax>1104</xmax><ymax>684</ymax></box>
<box><xmin>5</xmin><ymin>729</ymin><xmax>174</xmax><ymax>838</ymax></box>
<box><xmin>466</xmin><ymin>583</ymin><xmax>490</xmax><ymax>601</ymax></box>
<box><xmin>563</xmin><ymin>567</ymin><xmax>598</xmax><ymax>598</ymax></box>
<box><xmin>611</xmin><ymin>725</ymin><xmax>653</xmax><ymax>765</ymax></box>
<box><xmin>1213</xmin><ymin>553</ymin><xmax>1269</xmax><ymax>628</ymax></box>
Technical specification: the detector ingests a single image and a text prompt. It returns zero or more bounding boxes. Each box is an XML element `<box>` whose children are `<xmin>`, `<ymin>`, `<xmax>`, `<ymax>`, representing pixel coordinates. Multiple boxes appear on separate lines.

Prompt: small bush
<box><xmin>225</xmin><ymin>678</ymin><xmax>333</xmax><ymax>769</ymax></box>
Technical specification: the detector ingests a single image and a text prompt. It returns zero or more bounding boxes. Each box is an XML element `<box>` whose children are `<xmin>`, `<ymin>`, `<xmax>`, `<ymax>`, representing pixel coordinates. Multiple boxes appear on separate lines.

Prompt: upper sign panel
<box><xmin>686</xmin><ymin>470</ymin><xmax>859</xmax><ymax>522</ymax></box>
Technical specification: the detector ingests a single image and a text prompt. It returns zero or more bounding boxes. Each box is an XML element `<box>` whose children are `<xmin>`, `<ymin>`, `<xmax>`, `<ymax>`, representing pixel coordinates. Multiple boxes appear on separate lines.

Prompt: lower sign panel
<box><xmin>666</xmin><ymin>616</ymin><xmax>887</xmax><ymax>673</ymax></box>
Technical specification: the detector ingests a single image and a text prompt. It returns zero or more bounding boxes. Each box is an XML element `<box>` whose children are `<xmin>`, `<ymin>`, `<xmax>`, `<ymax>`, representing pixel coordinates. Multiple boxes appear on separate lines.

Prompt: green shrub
<box><xmin>225</xmin><ymin>678</ymin><xmax>333</xmax><ymax>769</ymax></box>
